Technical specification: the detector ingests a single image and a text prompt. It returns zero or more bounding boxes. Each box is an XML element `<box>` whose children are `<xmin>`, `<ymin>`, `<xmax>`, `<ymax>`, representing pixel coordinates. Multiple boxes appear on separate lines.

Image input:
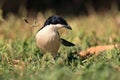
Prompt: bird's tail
<box><xmin>60</xmin><ymin>38</ymin><xmax>75</xmax><ymax>47</ymax></box>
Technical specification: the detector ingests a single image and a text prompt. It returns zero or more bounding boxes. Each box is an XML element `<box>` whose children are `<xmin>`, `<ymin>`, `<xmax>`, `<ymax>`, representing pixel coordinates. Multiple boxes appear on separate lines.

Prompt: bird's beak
<box><xmin>65</xmin><ymin>25</ymin><xmax>72</xmax><ymax>30</ymax></box>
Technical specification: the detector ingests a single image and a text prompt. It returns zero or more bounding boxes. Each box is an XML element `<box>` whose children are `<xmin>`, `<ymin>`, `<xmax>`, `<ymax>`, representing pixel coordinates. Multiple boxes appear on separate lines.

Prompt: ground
<box><xmin>0</xmin><ymin>11</ymin><xmax>120</xmax><ymax>80</ymax></box>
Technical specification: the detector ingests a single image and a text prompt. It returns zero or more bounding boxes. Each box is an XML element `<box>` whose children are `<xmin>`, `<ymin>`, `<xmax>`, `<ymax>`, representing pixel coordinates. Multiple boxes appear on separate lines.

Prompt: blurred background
<box><xmin>0</xmin><ymin>0</ymin><xmax>120</xmax><ymax>44</ymax></box>
<box><xmin>0</xmin><ymin>0</ymin><xmax>120</xmax><ymax>17</ymax></box>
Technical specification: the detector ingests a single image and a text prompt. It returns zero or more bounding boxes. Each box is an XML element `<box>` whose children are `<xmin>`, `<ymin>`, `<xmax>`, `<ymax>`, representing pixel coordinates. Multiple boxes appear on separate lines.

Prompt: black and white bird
<box><xmin>36</xmin><ymin>15</ymin><xmax>75</xmax><ymax>57</ymax></box>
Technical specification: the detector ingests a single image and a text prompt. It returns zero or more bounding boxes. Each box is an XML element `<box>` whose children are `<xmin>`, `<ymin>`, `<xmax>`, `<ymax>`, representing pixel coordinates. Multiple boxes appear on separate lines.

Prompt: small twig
<box><xmin>23</xmin><ymin>18</ymin><xmax>40</xmax><ymax>37</ymax></box>
<box><xmin>23</xmin><ymin>18</ymin><xmax>39</xmax><ymax>27</ymax></box>
<box><xmin>24</xmin><ymin>18</ymin><xmax>29</xmax><ymax>24</ymax></box>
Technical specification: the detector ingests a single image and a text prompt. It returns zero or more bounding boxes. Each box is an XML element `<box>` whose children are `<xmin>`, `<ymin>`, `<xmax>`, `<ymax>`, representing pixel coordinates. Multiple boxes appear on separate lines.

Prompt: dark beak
<box><xmin>65</xmin><ymin>25</ymin><xmax>72</xmax><ymax>30</ymax></box>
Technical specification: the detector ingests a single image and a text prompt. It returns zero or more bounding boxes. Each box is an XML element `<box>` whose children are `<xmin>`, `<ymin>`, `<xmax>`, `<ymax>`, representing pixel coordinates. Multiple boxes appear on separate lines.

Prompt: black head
<box><xmin>42</xmin><ymin>15</ymin><xmax>72</xmax><ymax>30</ymax></box>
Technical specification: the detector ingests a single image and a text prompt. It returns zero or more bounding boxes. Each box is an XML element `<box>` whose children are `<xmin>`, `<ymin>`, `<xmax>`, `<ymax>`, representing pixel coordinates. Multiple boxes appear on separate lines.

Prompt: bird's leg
<box><xmin>42</xmin><ymin>52</ymin><xmax>55</xmax><ymax>64</ymax></box>
<box><xmin>51</xmin><ymin>52</ymin><xmax>58</xmax><ymax>59</ymax></box>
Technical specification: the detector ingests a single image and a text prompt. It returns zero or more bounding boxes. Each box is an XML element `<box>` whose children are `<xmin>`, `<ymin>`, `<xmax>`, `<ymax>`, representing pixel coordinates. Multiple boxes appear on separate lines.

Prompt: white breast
<box><xmin>36</xmin><ymin>25</ymin><xmax>61</xmax><ymax>56</ymax></box>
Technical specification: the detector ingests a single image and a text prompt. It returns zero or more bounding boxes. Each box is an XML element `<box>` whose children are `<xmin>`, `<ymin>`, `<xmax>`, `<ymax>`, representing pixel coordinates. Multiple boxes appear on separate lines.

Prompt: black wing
<box><xmin>61</xmin><ymin>38</ymin><xmax>75</xmax><ymax>47</ymax></box>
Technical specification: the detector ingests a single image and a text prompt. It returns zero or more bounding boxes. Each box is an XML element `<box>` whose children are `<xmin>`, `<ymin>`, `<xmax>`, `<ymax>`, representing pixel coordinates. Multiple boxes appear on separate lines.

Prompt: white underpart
<box><xmin>36</xmin><ymin>24</ymin><xmax>64</xmax><ymax>57</ymax></box>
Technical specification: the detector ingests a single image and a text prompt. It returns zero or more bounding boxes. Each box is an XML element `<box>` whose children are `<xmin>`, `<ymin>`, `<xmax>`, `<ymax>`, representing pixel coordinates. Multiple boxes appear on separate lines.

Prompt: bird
<box><xmin>36</xmin><ymin>15</ymin><xmax>75</xmax><ymax>57</ymax></box>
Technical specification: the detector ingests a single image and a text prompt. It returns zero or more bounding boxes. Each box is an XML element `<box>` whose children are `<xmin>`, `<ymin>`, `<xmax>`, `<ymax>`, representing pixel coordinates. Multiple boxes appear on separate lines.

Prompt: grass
<box><xmin>0</xmin><ymin>10</ymin><xmax>120</xmax><ymax>80</ymax></box>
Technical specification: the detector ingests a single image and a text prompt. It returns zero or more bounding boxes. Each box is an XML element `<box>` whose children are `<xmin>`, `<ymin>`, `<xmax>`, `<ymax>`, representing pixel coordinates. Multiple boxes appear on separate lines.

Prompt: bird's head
<box><xmin>42</xmin><ymin>15</ymin><xmax>72</xmax><ymax>30</ymax></box>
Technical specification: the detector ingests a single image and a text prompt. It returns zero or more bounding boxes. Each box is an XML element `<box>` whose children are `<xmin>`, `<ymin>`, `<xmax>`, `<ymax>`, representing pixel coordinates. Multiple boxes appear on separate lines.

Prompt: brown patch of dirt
<box><xmin>12</xmin><ymin>59</ymin><xmax>27</xmax><ymax>70</ymax></box>
<box><xmin>78</xmin><ymin>43</ymin><xmax>120</xmax><ymax>57</ymax></box>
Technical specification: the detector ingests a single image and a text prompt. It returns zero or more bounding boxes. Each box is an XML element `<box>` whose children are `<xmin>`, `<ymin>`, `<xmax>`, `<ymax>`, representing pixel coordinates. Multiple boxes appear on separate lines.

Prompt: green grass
<box><xmin>0</xmin><ymin>10</ymin><xmax>120</xmax><ymax>80</ymax></box>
